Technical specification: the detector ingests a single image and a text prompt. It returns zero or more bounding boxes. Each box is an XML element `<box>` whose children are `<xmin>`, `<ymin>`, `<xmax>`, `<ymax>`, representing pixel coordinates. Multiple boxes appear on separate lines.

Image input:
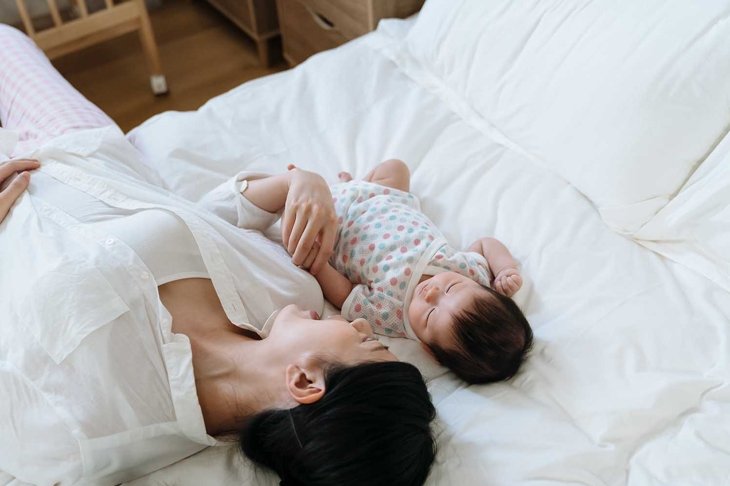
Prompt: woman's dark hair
<box><xmin>239</xmin><ymin>361</ymin><xmax>436</xmax><ymax>486</ymax></box>
<box><xmin>429</xmin><ymin>286</ymin><xmax>533</xmax><ymax>384</ymax></box>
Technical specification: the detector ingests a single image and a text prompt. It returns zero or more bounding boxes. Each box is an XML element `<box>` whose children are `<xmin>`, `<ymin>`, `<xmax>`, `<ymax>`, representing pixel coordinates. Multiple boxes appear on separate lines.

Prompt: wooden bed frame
<box><xmin>14</xmin><ymin>0</ymin><xmax>168</xmax><ymax>95</ymax></box>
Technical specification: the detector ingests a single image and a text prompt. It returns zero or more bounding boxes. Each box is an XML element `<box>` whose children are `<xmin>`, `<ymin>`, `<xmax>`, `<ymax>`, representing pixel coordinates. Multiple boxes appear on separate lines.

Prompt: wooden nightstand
<box><xmin>204</xmin><ymin>0</ymin><xmax>280</xmax><ymax>66</ymax></box>
<box><xmin>275</xmin><ymin>0</ymin><xmax>424</xmax><ymax>66</ymax></box>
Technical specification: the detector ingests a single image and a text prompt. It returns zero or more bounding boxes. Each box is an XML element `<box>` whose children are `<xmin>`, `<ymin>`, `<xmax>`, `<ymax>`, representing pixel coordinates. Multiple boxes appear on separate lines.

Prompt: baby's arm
<box><xmin>315</xmin><ymin>263</ymin><xmax>355</xmax><ymax>309</ymax></box>
<box><xmin>468</xmin><ymin>237</ymin><xmax>522</xmax><ymax>297</ymax></box>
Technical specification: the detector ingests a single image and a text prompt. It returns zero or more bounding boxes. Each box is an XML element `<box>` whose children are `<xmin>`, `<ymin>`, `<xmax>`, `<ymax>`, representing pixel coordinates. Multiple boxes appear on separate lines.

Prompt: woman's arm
<box><xmin>242</xmin><ymin>167</ymin><xmax>337</xmax><ymax>276</ymax></box>
<box><xmin>314</xmin><ymin>263</ymin><xmax>354</xmax><ymax>309</ymax></box>
<box><xmin>468</xmin><ymin>237</ymin><xmax>522</xmax><ymax>297</ymax></box>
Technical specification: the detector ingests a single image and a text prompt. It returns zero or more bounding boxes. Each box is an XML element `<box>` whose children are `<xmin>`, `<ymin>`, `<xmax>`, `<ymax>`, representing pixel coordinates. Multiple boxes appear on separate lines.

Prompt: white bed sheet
<box><xmin>120</xmin><ymin>19</ymin><xmax>730</xmax><ymax>486</ymax></box>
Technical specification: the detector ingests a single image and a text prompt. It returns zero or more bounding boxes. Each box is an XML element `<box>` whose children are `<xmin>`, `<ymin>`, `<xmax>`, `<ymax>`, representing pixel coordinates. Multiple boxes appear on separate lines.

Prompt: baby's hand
<box><xmin>493</xmin><ymin>267</ymin><xmax>522</xmax><ymax>297</ymax></box>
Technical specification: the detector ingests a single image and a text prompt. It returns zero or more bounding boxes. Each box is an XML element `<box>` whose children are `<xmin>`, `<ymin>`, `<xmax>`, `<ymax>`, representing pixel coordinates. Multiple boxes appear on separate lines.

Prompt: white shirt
<box><xmin>0</xmin><ymin>126</ymin><xmax>324</xmax><ymax>485</ymax></box>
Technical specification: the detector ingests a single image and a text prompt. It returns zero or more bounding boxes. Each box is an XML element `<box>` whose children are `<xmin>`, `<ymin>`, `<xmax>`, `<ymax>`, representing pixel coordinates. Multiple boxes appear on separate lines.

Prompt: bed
<box><xmin>4</xmin><ymin>0</ymin><xmax>730</xmax><ymax>484</ymax></box>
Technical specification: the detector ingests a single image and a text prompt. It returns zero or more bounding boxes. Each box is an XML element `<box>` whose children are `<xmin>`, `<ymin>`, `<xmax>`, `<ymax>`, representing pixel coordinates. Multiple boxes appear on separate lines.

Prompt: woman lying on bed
<box><xmin>0</xmin><ymin>25</ymin><xmax>435</xmax><ymax>486</ymax></box>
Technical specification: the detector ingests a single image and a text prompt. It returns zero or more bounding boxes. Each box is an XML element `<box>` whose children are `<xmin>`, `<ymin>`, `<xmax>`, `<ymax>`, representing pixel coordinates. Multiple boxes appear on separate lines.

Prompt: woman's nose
<box><xmin>351</xmin><ymin>318</ymin><xmax>375</xmax><ymax>336</ymax></box>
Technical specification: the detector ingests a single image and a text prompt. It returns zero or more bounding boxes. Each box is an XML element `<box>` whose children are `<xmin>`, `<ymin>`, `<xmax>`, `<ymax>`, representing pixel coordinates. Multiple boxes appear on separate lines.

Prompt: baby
<box><xmin>315</xmin><ymin>159</ymin><xmax>533</xmax><ymax>384</ymax></box>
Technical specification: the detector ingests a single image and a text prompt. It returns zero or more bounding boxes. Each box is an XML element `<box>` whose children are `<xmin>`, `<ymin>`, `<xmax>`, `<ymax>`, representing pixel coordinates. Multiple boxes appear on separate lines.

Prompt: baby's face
<box><xmin>408</xmin><ymin>271</ymin><xmax>487</xmax><ymax>350</ymax></box>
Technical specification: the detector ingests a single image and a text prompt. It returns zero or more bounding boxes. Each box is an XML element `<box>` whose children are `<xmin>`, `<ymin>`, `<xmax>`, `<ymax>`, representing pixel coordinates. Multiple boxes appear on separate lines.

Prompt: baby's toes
<box><xmin>338</xmin><ymin>171</ymin><xmax>353</xmax><ymax>182</ymax></box>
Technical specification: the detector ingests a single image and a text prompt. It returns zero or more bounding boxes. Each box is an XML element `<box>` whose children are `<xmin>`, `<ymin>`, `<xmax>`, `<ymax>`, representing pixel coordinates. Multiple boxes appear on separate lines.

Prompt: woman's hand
<box><xmin>282</xmin><ymin>165</ymin><xmax>337</xmax><ymax>275</ymax></box>
<box><xmin>493</xmin><ymin>267</ymin><xmax>522</xmax><ymax>297</ymax></box>
<box><xmin>0</xmin><ymin>159</ymin><xmax>39</xmax><ymax>224</ymax></box>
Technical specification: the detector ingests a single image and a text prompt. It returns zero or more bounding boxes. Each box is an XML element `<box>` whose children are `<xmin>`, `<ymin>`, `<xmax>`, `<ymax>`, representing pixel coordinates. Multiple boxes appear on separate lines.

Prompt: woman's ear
<box><xmin>285</xmin><ymin>363</ymin><xmax>326</xmax><ymax>405</ymax></box>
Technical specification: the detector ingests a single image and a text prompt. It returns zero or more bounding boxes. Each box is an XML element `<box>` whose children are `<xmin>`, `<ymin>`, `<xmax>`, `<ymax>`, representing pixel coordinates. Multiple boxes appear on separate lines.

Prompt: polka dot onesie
<box><xmin>331</xmin><ymin>181</ymin><xmax>492</xmax><ymax>340</ymax></box>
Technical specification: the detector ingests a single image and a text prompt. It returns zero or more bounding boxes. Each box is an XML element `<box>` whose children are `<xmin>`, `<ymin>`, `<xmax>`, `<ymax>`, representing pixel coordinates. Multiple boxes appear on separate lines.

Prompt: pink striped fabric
<box><xmin>0</xmin><ymin>25</ymin><xmax>116</xmax><ymax>156</ymax></box>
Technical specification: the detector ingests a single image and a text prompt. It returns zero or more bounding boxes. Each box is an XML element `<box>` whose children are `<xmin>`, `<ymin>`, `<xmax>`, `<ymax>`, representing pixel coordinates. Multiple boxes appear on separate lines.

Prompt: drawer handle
<box><xmin>305</xmin><ymin>6</ymin><xmax>335</xmax><ymax>30</ymax></box>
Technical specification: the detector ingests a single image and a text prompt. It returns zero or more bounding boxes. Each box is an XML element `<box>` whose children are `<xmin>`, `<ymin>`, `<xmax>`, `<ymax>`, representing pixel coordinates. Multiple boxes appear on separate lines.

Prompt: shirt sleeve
<box><xmin>342</xmin><ymin>284</ymin><xmax>408</xmax><ymax>337</ymax></box>
<box><xmin>198</xmin><ymin>171</ymin><xmax>281</xmax><ymax>231</ymax></box>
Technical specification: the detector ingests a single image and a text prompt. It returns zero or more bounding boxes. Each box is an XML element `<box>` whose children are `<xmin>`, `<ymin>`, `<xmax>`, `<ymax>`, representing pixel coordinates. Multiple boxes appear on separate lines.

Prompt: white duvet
<box><xmin>4</xmin><ymin>1</ymin><xmax>728</xmax><ymax>484</ymax></box>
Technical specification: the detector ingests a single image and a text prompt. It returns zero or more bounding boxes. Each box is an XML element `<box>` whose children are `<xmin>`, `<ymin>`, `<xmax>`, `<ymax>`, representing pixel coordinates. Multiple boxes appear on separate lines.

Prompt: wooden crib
<box><xmin>14</xmin><ymin>0</ymin><xmax>168</xmax><ymax>95</ymax></box>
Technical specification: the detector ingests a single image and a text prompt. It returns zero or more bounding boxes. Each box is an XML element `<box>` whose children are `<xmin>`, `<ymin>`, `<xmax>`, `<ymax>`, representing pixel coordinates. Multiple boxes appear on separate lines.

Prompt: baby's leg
<box><xmin>0</xmin><ymin>25</ymin><xmax>116</xmax><ymax>154</ymax></box>
<box><xmin>362</xmin><ymin>159</ymin><xmax>410</xmax><ymax>192</ymax></box>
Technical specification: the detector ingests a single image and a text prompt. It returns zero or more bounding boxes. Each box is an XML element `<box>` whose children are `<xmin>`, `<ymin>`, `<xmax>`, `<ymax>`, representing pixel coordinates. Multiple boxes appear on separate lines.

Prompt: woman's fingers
<box><xmin>286</xmin><ymin>211</ymin><xmax>307</xmax><ymax>258</ymax></box>
<box><xmin>0</xmin><ymin>159</ymin><xmax>39</xmax><ymax>185</ymax></box>
<box><xmin>310</xmin><ymin>223</ymin><xmax>335</xmax><ymax>275</ymax></box>
<box><xmin>281</xmin><ymin>168</ymin><xmax>337</xmax><ymax>271</ymax></box>
<box><xmin>301</xmin><ymin>243</ymin><xmax>319</xmax><ymax>270</ymax></box>
<box><xmin>291</xmin><ymin>217</ymin><xmax>318</xmax><ymax>265</ymax></box>
<box><xmin>0</xmin><ymin>171</ymin><xmax>30</xmax><ymax>223</ymax></box>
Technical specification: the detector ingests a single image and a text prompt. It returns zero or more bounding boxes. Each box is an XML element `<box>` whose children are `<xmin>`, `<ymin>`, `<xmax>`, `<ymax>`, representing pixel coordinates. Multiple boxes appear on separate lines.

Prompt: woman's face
<box><xmin>269</xmin><ymin>304</ymin><xmax>397</xmax><ymax>364</ymax></box>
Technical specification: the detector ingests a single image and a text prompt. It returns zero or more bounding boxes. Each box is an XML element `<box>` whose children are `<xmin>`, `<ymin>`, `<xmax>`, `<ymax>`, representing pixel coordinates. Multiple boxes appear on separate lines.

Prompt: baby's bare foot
<box><xmin>338</xmin><ymin>171</ymin><xmax>353</xmax><ymax>182</ymax></box>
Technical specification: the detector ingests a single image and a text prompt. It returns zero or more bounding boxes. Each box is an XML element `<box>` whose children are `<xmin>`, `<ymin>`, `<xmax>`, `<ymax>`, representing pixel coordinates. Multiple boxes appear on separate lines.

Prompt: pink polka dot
<box><xmin>383</xmin><ymin>233</ymin><xmax>391</xmax><ymax>239</ymax></box>
<box><xmin>469</xmin><ymin>269</ymin><xmax>475</xmax><ymax>276</ymax></box>
<box><xmin>357</xmin><ymin>197</ymin><xmax>364</xmax><ymax>203</ymax></box>
<box><xmin>385</xmin><ymin>255</ymin><xmax>393</xmax><ymax>261</ymax></box>
<box><xmin>396</xmin><ymin>309</ymin><xmax>403</xmax><ymax>319</ymax></box>
<box><xmin>376</xmin><ymin>302</ymin><xmax>382</xmax><ymax>310</ymax></box>
<box><xmin>397</xmin><ymin>225</ymin><xmax>405</xmax><ymax>231</ymax></box>
<box><xmin>350</xmin><ymin>237</ymin><xmax>358</xmax><ymax>245</ymax></box>
<box><xmin>332</xmin><ymin>197</ymin><xmax>338</xmax><ymax>203</ymax></box>
<box><xmin>414</xmin><ymin>239</ymin><xmax>421</xmax><ymax>245</ymax></box>
<box><xmin>372</xmin><ymin>265</ymin><xmax>379</xmax><ymax>273</ymax></box>
<box><xmin>404</xmin><ymin>267</ymin><xmax>412</xmax><ymax>276</ymax></box>
<box><xmin>390</xmin><ymin>278</ymin><xmax>398</xmax><ymax>286</ymax></box>
<box><xmin>369</xmin><ymin>243</ymin><xmax>375</xmax><ymax>251</ymax></box>
<box><xmin>428</xmin><ymin>235</ymin><xmax>434</xmax><ymax>241</ymax></box>
<box><xmin>347</xmin><ymin>220</ymin><xmax>354</xmax><ymax>227</ymax></box>
<box><xmin>342</xmin><ymin>254</ymin><xmax>349</xmax><ymax>263</ymax></box>
<box><xmin>412</xmin><ymin>220</ymin><xmax>419</xmax><ymax>226</ymax></box>
<box><xmin>363</xmin><ymin>225</ymin><xmax>370</xmax><ymax>231</ymax></box>
<box><xmin>360</xmin><ymin>258</ymin><xmax>366</xmax><ymax>266</ymax></box>
<box><xmin>400</xmin><ymin>246</ymin><xmax>407</xmax><ymax>253</ymax></box>
<box><xmin>383</xmin><ymin>189</ymin><xmax>390</xmax><ymax>194</ymax></box>
<box><xmin>435</xmin><ymin>254</ymin><xmax>443</xmax><ymax>260</ymax></box>
<box><xmin>377</xmin><ymin>287</ymin><xmax>384</xmax><ymax>292</ymax></box>
<box><xmin>354</xmin><ymin>303</ymin><xmax>362</xmax><ymax>312</ymax></box>
<box><xmin>369</xmin><ymin>193</ymin><xmax>375</xmax><ymax>198</ymax></box>
<box><xmin>375</xmin><ymin>319</ymin><xmax>382</xmax><ymax>326</ymax></box>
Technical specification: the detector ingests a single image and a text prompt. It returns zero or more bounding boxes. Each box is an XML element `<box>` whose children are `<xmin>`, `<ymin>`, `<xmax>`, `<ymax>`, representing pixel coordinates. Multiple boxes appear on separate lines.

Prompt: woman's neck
<box><xmin>159</xmin><ymin>278</ymin><xmax>292</xmax><ymax>435</ymax></box>
<box><xmin>191</xmin><ymin>329</ymin><xmax>288</xmax><ymax>436</ymax></box>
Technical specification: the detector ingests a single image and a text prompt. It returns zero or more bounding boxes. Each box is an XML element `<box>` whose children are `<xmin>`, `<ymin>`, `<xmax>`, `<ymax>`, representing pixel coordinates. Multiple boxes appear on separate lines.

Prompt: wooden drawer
<box><xmin>277</xmin><ymin>0</ymin><xmax>349</xmax><ymax>65</ymax></box>
<box><xmin>298</xmin><ymin>0</ymin><xmax>425</xmax><ymax>39</ymax></box>
<box><xmin>301</xmin><ymin>0</ymin><xmax>371</xmax><ymax>39</ymax></box>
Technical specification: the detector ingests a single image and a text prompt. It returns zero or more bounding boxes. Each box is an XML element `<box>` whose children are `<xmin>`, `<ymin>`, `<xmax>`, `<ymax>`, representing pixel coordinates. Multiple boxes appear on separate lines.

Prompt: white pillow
<box><xmin>405</xmin><ymin>0</ymin><xmax>730</xmax><ymax>232</ymax></box>
<box><xmin>634</xmin><ymin>129</ymin><xmax>730</xmax><ymax>292</ymax></box>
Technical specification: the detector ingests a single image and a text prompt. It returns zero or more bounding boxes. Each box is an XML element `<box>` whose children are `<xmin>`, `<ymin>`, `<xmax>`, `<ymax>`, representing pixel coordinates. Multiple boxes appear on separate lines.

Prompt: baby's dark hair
<box><xmin>428</xmin><ymin>286</ymin><xmax>533</xmax><ymax>384</ymax></box>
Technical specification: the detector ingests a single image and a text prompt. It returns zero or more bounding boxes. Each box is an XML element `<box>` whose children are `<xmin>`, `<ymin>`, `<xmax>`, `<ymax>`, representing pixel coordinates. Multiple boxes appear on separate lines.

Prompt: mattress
<box><xmin>118</xmin><ymin>11</ymin><xmax>730</xmax><ymax>486</ymax></box>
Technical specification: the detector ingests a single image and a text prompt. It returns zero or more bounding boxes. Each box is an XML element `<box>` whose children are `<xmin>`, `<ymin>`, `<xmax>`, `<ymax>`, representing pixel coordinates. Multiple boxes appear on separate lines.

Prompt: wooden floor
<box><xmin>53</xmin><ymin>0</ymin><xmax>288</xmax><ymax>132</ymax></box>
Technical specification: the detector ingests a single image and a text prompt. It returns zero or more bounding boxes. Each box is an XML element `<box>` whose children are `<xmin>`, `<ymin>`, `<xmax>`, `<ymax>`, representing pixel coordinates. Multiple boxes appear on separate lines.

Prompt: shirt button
<box><xmin>105</xmin><ymin>238</ymin><xmax>116</xmax><ymax>246</ymax></box>
<box><xmin>140</xmin><ymin>271</ymin><xmax>150</xmax><ymax>280</ymax></box>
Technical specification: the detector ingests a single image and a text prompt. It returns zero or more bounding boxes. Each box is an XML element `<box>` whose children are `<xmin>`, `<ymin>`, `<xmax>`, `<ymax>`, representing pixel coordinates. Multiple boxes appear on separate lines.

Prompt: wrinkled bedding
<box><xmin>3</xmin><ymin>1</ymin><xmax>727</xmax><ymax>483</ymax></box>
<box><xmin>116</xmin><ymin>9</ymin><xmax>730</xmax><ymax>486</ymax></box>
